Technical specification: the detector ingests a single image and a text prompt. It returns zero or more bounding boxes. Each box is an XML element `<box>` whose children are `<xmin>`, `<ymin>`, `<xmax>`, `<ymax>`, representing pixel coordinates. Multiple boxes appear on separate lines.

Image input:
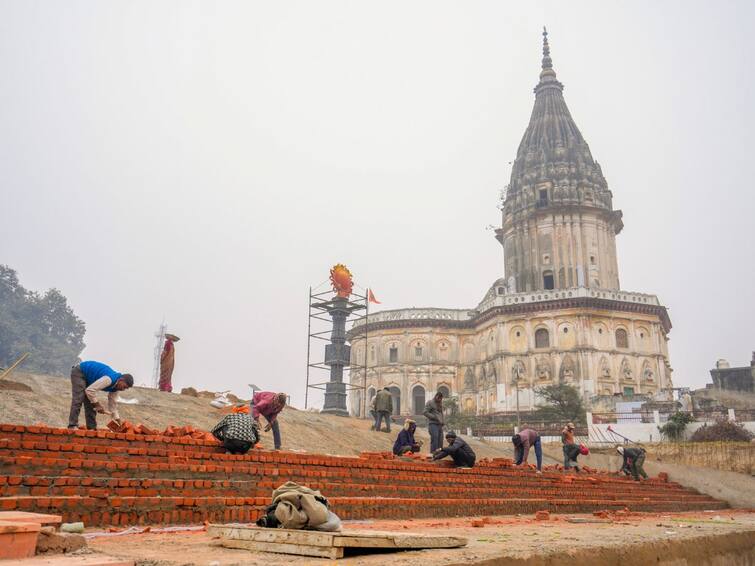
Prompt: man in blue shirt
<box><xmin>68</xmin><ymin>361</ymin><xmax>134</xmax><ymax>430</ymax></box>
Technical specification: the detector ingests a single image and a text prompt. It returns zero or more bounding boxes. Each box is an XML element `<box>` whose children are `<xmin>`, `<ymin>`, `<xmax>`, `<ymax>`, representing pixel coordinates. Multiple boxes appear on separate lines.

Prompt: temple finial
<box><xmin>541</xmin><ymin>26</ymin><xmax>552</xmax><ymax>71</ymax></box>
<box><xmin>535</xmin><ymin>26</ymin><xmax>561</xmax><ymax>93</ymax></box>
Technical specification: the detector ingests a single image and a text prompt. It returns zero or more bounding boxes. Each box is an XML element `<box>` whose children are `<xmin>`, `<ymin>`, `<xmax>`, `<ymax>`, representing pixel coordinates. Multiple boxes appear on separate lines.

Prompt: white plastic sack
<box><xmin>210</xmin><ymin>391</ymin><xmax>232</xmax><ymax>409</ymax></box>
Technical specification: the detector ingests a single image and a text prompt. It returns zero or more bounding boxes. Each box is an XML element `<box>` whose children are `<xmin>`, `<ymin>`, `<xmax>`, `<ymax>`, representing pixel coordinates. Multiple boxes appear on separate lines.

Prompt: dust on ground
<box><xmin>86</xmin><ymin>511</ymin><xmax>755</xmax><ymax>566</ymax></box>
<box><xmin>0</xmin><ymin>371</ymin><xmax>509</xmax><ymax>459</ymax></box>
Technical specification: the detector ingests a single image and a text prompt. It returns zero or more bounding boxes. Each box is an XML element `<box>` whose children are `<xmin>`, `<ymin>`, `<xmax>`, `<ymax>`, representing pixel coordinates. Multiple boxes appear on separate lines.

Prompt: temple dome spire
<box><xmin>498</xmin><ymin>28</ymin><xmax>624</xmax><ymax>294</ymax></box>
<box><xmin>504</xmin><ymin>28</ymin><xmax>612</xmax><ymax>209</ymax></box>
<box><xmin>537</xmin><ymin>26</ymin><xmax>561</xmax><ymax>91</ymax></box>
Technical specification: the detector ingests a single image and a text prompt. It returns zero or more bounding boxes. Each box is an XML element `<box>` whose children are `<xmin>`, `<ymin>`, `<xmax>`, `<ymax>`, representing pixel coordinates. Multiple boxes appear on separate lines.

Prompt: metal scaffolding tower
<box><xmin>305</xmin><ymin>287</ymin><xmax>368</xmax><ymax>417</ymax></box>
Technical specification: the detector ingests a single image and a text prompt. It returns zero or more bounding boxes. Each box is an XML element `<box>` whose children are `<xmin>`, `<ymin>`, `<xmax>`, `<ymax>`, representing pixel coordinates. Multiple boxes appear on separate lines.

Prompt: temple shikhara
<box><xmin>348</xmin><ymin>30</ymin><xmax>673</xmax><ymax>417</ymax></box>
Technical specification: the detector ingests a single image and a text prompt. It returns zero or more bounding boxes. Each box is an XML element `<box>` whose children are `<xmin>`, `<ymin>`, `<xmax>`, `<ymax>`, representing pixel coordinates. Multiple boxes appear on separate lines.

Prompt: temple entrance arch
<box><xmin>412</xmin><ymin>385</ymin><xmax>426</xmax><ymax>415</ymax></box>
<box><xmin>388</xmin><ymin>386</ymin><xmax>401</xmax><ymax>416</ymax></box>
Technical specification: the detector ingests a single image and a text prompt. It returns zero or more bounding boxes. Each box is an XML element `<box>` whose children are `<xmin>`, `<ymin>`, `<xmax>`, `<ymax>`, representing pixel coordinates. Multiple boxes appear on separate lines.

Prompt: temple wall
<box><xmin>349</xmin><ymin>301</ymin><xmax>672</xmax><ymax>416</ymax></box>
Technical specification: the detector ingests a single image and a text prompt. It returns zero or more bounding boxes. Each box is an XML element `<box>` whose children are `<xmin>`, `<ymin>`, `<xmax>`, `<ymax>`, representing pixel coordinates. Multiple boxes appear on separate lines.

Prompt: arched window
<box><xmin>543</xmin><ymin>270</ymin><xmax>555</xmax><ymax>290</ymax></box>
<box><xmin>389</xmin><ymin>344</ymin><xmax>398</xmax><ymax>363</ymax></box>
<box><xmin>437</xmin><ymin>385</ymin><xmax>450</xmax><ymax>399</ymax></box>
<box><xmin>388</xmin><ymin>386</ymin><xmax>401</xmax><ymax>416</ymax></box>
<box><xmin>412</xmin><ymin>385</ymin><xmax>426</xmax><ymax>415</ymax></box>
<box><xmin>535</xmin><ymin>328</ymin><xmax>550</xmax><ymax>349</ymax></box>
<box><xmin>615</xmin><ymin>328</ymin><xmax>628</xmax><ymax>349</ymax></box>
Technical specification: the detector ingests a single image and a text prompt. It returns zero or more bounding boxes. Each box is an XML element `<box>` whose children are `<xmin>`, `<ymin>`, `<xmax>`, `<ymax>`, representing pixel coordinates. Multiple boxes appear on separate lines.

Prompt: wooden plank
<box><xmin>209</xmin><ymin>525</ymin><xmax>336</xmax><ymax>547</ymax></box>
<box><xmin>209</xmin><ymin>524</ymin><xmax>467</xmax><ymax>550</ymax></box>
<box><xmin>219</xmin><ymin>538</ymin><xmax>343</xmax><ymax>559</ymax></box>
<box><xmin>333</xmin><ymin>534</ymin><xmax>467</xmax><ymax>549</ymax></box>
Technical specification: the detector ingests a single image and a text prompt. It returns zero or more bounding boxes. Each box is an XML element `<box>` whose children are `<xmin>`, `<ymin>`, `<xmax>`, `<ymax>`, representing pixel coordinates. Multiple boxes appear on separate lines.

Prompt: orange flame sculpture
<box><xmin>330</xmin><ymin>264</ymin><xmax>353</xmax><ymax>298</ymax></box>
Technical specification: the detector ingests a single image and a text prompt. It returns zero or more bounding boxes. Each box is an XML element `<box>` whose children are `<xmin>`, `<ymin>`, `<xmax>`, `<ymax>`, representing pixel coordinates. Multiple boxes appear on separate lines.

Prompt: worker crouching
<box><xmin>212</xmin><ymin>412</ymin><xmax>260</xmax><ymax>455</ymax></box>
<box><xmin>432</xmin><ymin>431</ymin><xmax>476</xmax><ymax>468</ymax></box>
<box><xmin>393</xmin><ymin>419</ymin><xmax>423</xmax><ymax>456</ymax></box>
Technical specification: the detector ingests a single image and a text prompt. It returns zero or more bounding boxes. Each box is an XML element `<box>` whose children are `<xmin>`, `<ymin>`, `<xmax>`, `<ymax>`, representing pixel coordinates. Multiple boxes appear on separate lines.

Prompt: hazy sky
<box><xmin>2</xmin><ymin>1</ymin><xmax>753</xmax><ymax>407</ymax></box>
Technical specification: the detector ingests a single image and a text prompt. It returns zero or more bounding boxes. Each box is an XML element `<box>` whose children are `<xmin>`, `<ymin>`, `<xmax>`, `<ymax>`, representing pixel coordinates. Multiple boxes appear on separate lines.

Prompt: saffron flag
<box><xmin>368</xmin><ymin>288</ymin><xmax>381</xmax><ymax>304</ymax></box>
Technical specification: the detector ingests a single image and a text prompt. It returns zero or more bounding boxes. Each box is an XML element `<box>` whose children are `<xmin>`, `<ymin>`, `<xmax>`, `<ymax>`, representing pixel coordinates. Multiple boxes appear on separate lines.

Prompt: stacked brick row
<box><xmin>0</xmin><ymin>424</ymin><xmax>726</xmax><ymax>527</ymax></box>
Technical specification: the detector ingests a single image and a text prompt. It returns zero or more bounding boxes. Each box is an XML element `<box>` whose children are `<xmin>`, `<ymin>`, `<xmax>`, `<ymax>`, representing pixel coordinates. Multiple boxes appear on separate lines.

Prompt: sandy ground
<box><xmin>0</xmin><ymin>371</ymin><xmax>509</xmax><ymax>459</ymax></box>
<box><xmin>82</xmin><ymin>511</ymin><xmax>755</xmax><ymax>566</ymax></box>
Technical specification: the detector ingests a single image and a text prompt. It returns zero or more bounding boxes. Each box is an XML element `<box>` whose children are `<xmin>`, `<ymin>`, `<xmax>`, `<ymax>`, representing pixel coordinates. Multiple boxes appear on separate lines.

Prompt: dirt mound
<box><xmin>0</xmin><ymin>370</ymin><xmax>508</xmax><ymax>459</ymax></box>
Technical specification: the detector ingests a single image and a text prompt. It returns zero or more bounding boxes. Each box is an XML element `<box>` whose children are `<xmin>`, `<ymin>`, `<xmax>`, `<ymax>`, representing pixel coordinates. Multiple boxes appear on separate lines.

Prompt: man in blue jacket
<box><xmin>68</xmin><ymin>361</ymin><xmax>134</xmax><ymax>430</ymax></box>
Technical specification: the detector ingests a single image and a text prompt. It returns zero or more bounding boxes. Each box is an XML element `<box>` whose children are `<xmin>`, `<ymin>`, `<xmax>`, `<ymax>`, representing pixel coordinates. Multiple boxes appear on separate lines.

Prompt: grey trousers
<box><xmin>428</xmin><ymin>422</ymin><xmax>444</xmax><ymax>453</ymax></box>
<box><xmin>374</xmin><ymin>411</ymin><xmax>391</xmax><ymax>432</ymax></box>
<box><xmin>68</xmin><ymin>366</ymin><xmax>97</xmax><ymax>430</ymax></box>
<box><xmin>250</xmin><ymin>399</ymin><xmax>282</xmax><ymax>449</ymax></box>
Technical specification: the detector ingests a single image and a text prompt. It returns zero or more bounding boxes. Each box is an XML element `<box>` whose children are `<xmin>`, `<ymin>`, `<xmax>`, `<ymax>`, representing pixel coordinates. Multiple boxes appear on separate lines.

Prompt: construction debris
<box><xmin>106</xmin><ymin>420</ymin><xmax>217</xmax><ymax>442</ymax></box>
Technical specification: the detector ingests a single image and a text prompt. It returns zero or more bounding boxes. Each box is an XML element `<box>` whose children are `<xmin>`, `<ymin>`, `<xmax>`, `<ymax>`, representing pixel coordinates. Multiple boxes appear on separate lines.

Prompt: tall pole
<box><xmin>362</xmin><ymin>295</ymin><xmax>369</xmax><ymax>419</ymax></box>
<box><xmin>305</xmin><ymin>287</ymin><xmax>312</xmax><ymax>410</ymax></box>
<box><xmin>515</xmin><ymin>378</ymin><xmax>521</xmax><ymax>428</ymax></box>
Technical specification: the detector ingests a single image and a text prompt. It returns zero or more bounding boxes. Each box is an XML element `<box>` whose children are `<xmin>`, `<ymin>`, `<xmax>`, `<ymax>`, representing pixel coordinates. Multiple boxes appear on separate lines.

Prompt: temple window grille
<box><xmin>616</xmin><ymin>329</ymin><xmax>629</xmax><ymax>349</ymax></box>
<box><xmin>535</xmin><ymin>328</ymin><xmax>550</xmax><ymax>349</ymax></box>
<box><xmin>543</xmin><ymin>271</ymin><xmax>555</xmax><ymax>290</ymax></box>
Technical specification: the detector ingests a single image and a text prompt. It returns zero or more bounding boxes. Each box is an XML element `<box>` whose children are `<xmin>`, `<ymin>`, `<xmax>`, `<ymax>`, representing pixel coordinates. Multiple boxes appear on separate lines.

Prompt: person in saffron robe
<box><xmin>159</xmin><ymin>333</ymin><xmax>180</xmax><ymax>392</ymax></box>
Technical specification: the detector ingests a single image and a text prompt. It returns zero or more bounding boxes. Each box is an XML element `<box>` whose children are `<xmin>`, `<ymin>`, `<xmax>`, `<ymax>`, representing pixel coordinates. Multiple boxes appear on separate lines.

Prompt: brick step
<box><xmin>1</xmin><ymin>429</ymin><xmax>678</xmax><ymax>484</ymax></box>
<box><xmin>0</xmin><ymin>431</ymin><xmax>696</xmax><ymax>492</ymax></box>
<box><xmin>0</xmin><ymin>448</ymin><xmax>690</xmax><ymax>493</ymax></box>
<box><xmin>0</xmin><ymin>456</ymin><xmax>694</xmax><ymax>501</ymax></box>
<box><xmin>0</xmin><ymin>427</ymin><xmax>224</xmax><ymax>455</ymax></box>
<box><xmin>0</xmin><ymin>494</ymin><xmax>727</xmax><ymax>526</ymax></box>
<box><xmin>0</xmin><ymin>423</ymin><xmax>729</xmax><ymax>528</ymax></box>
<box><xmin>0</xmin><ymin>475</ymin><xmax>714</xmax><ymax>504</ymax></box>
<box><xmin>251</xmin><ymin>480</ymin><xmax>715</xmax><ymax>504</ymax></box>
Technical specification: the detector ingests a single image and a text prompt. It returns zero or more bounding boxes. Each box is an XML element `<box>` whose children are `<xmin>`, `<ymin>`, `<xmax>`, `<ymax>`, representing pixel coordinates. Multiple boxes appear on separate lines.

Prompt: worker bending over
<box><xmin>393</xmin><ymin>419</ymin><xmax>422</xmax><ymax>456</ymax></box>
<box><xmin>251</xmin><ymin>391</ymin><xmax>286</xmax><ymax>450</ymax></box>
<box><xmin>212</xmin><ymin>412</ymin><xmax>259</xmax><ymax>454</ymax></box>
<box><xmin>512</xmin><ymin>427</ymin><xmax>542</xmax><ymax>473</ymax></box>
<box><xmin>617</xmin><ymin>446</ymin><xmax>648</xmax><ymax>481</ymax></box>
<box><xmin>432</xmin><ymin>431</ymin><xmax>476</xmax><ymax>468</ymax></box>
<box><xmin>68</xmin><ymin>361</ymin><xmax>133</xmax><ymax>430</ymax></box>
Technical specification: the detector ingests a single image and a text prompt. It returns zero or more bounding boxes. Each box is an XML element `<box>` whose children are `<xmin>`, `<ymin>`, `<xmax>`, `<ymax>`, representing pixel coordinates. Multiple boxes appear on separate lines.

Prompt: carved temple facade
<box><xmin>346</xmin><ymin>30</ymin><xmax>673</xmax><ymax>417</ymax></box>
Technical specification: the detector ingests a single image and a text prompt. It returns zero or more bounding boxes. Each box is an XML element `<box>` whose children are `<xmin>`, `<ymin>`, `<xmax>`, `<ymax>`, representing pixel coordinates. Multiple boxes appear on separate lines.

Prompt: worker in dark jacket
<box><xmin>617</xmin><ymin>446</ymin><xmax>648</xmax><ymax>480</ymax></box>
<box><xmin>432</xmin><ymin>431</ymin><xmax>475</xmax><ymax>468</ymax></box>
<box><xmin>512</xmin><ymin>427</ymin><xmax>542</xmax><ymax>473</ymax></box>
<box><xmin>393</xmin><ymin>419</ymin><xmax>423</xmax><ymax>455</ymax></box>
<box><xmin>212</xmin><ymin>413</ymin><xmax>259</xmax><ymax>455</ymax></box>
<box><xmin>373</xmin><ymin>387</ymin><xmax>393</xmax><ymax>432</ymax></box>
<box><xmin>423</xmin><ymin>391</ymin><xmax>445</xmax><ymax>452</ymax></box>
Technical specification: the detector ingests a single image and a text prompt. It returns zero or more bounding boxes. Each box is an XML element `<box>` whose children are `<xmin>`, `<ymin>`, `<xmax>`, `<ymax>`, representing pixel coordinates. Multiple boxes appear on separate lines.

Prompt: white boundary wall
<box><xmin>586</xmin><ymin>410</ymin><xmax>755</xmax><ymax>444</ymax></box>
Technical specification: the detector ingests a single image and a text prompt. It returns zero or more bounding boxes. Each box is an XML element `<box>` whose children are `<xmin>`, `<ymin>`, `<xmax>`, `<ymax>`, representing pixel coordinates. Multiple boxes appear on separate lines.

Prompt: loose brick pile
<box><xmin>0</xmin><ymin>424</ymin><xmax>726</xmax><ymax>527</ymax></box>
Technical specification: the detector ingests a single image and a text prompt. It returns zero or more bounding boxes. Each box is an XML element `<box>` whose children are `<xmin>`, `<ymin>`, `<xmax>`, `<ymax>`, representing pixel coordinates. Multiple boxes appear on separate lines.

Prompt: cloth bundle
<box><xmin>257</xmin><ymin>481</ymin><xmax>341</xmax><ymax>532</ymax></box>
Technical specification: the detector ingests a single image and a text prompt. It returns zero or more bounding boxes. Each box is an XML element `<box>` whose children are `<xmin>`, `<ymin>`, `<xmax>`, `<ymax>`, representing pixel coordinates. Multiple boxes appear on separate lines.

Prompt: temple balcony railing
<box><xmin>352</xmin><ymin>286</ymin><xmax>662</xmax><ymax>330</ymax></box>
